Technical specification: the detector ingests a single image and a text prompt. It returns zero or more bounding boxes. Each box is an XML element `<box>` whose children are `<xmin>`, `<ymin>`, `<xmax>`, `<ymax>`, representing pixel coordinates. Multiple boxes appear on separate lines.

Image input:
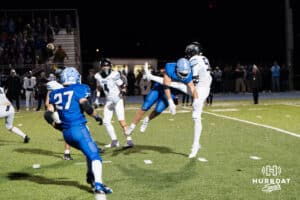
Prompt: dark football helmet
<box><xmin>99</xmin><ymin>58</ymin><xmax>112</xmax><ymax>78</ymax></box>
<box><xmin>185</xmin><ymin>41</ymin><xmax>202</xmax><ymax>58</ymax></box>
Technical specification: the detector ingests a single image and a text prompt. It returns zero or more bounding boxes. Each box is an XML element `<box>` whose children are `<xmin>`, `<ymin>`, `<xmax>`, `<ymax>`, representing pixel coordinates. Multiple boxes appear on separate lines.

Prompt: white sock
<box><xmin>92</xmin><ymin>160</ymin><xmax>103</xmax><ymax>183</ymax></box>
<box><xmin>11</xmin><ymin>127</ymin><xmax>26</xmax><ymax>138</ymax></box>
<box><xmin>193</xmin><ymin>119</ymin><xmax>202</xmax><ymax>148</ymax></box>
<box><xmin>130</xmin><ymin>123</ymin><xmax>136</xmax><ymax>129</ymax></box>
<box><xmin>144</xmin><ymin>116</ymin><xmax>149</xmax><ymax>123</ymax></box>
<box><xmin>104</xmin><ymin>123</ymin><xmax>117</xmax><ymax>140</ymax></box>
<box><xmin>126</xmin><ymin>136</ymin><xmax>132</xmax><ymax>141</ymax></box>
<box><xmin>64</xmin><ymin>149</ymin><xmax>70</xmax><ymax>154</ymax></box>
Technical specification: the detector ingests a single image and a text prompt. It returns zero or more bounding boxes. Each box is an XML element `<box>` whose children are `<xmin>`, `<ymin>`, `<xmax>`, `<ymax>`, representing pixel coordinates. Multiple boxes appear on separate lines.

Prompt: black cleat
<box><xmin>24</xmin><ymin>136</ymin><xmax>30</xmax><ymax>143</ymax></box>
<box><xmin>86</xmin><ymin>173</ymin><xmax>95</xmax><ymax>188</ymax></box>
<box><xmin>63</xmin><ymin>153</ymin><xmax>73</xmax><ymax>160</ymax></box>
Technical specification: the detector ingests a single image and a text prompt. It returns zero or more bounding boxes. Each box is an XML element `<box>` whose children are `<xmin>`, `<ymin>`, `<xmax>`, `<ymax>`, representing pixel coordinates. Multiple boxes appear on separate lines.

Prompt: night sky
<box><xmin>2</xmin><ymin>1</ymin><xmax>289</xmax><ymax>65</ymax></box>
<box><xmin>77</xmin><ymin>1</ymin><xmax>286</xmax><ymax>65</ymax></box>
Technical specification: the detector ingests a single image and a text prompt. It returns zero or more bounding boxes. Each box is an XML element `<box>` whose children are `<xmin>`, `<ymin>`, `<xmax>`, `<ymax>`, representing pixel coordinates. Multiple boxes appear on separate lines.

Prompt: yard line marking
<box><xmin>249</xmin><ymin>156</ymin><xmax>261</xmax><ymax>160</ymax></box>
<box><xmin>204</xmin><ymin>111</ymin><xmax>300</xmax><ymax>138</ymax></box>
<box><xmin>211</xmin><ymin>108</ymin><xmax>239</xmax><ymax>112</ymax></box>
<box><xmin>198</xmin><ymin>157</ymin><xmax>208</xmax><ymax>162</ymax></box>
<box><xmin>281</xmin><ymin>103</ymin><xmax>300</xmax><ymax>107</ymax></box>
<box><xmin>144</xmin><ymin>160</ymin><xmax>152</xmax><ymax>164</ymax></box>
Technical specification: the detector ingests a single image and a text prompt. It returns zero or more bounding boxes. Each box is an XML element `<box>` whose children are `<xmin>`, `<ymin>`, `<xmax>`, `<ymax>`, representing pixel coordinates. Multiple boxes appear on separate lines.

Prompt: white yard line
<box><xmin>204</xmin><ymin>111</ymin><xmax>300</xmax><ymax>138</ymax></box>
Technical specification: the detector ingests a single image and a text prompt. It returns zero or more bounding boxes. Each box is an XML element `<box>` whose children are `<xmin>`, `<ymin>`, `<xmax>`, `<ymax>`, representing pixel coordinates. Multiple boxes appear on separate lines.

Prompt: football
<box><xmin>46</xmin><ymin>43</ymin><xmax>55</xmax><ymax>50</ymax></box>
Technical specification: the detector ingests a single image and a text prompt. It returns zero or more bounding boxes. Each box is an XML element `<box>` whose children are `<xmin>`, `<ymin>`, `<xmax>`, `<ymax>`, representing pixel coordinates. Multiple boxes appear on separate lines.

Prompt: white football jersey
<box><xmin>23</xmin><ymin>76</ymin><xmax>36</xmax><ymax>89</ymax></box>
<box><xmin>94</xmin><ymin>71</ymin><xmax>124</xmax><ymax>102</ymax></box>
<box><xmin>46</xmin><ymin>81</ymin><xmax>63</xmax><ymax>91</ymax></box>
<box><xmin>0</xmin><ymin>87</ymin><xmax>10</xmax><ymax>105</ymax></box>
<box><xmin>189</xmin><ymin>55</ymin><xmax>212</xmax><ymax>87</ymax></box>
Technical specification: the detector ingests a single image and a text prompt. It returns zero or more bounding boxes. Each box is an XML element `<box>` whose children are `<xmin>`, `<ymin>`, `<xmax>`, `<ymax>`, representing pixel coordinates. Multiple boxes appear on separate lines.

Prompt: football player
<box><xmin>144</xmin><ymin>45</ymin><xmax>212</xmax><ymax>158</ymax></box>
<box><xmin>45</xmin><ymin>80</ymin><xmax>73</xmax><ymax>160</ymax></box>
<box><xmin>44</xmin><ymin>67</ymin><xmax>112</xmax><ymax>194</ymax></box>
<box><xmin>94</xmin><ymin>58</ymin><xmax>133</xmax><ymax>148</ymax></box>
<box><xmin>0</xmin><ymin>86</ymin><xmax>30</xmax><ymax>143</ymax></box>
<box><xmin>125</xmin><ymin>66</ymin><xmax>178</xmax><ymax>136</ymax></box>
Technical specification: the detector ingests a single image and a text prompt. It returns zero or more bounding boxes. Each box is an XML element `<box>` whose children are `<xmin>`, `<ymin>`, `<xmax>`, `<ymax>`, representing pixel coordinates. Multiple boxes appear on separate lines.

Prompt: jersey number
<box><xmin>104</xmin><ymin>84</ymin><xmax>109</xmax><ymax>93</ymax></box>
<box><xmin>54</xmin><ymin>91</ymin><xmax>74</xmax><ymax>110</ymax></box>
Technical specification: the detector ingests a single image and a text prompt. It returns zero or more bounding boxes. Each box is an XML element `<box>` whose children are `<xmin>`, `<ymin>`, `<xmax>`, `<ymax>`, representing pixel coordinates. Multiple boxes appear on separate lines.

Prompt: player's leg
<box><xmin>63</xmin><ymin>142</ymin><xmax>73</xmax><ymax>160</ymax></box>
<box><xmin>114</xmin><ymin>99</ymin><xmax>133</xmax><ymax>147</ymax></box>
<box><xmin>103</xmin><ymin>102</ymin><xmax>119</xmax><ymax>148</ymax></box>
<box><xmin>68</xmin><ymin>125</ymin><xmax>112</xmax><ymax>194</ymax></box>
<box><xmin>25</xmin><ymin>90</ymin><xmax>31</xmax><ymax>110</ymax></box>
<box><xmin>115</xmin><ymin>99</ymin><xmax>127</xmax><ymax>133</ymax></box>
<box><xmin>3</xmin><ymin>105</ymin><xmax>30</xmax><ymax>143</ymax></box>
<box><xmin>125</xmin><ymin>89</ymin><xmax>159</xmax><ymax>136</ymax></box>
<box><xmin>189</xmin><ymin>86</ymin><xmax>210</xmax><ymax>158</ymax></box>
<box><xmin>139</xmin><ymin>97</ymin><xmax>166</xmax><ymax>133</ymax></box>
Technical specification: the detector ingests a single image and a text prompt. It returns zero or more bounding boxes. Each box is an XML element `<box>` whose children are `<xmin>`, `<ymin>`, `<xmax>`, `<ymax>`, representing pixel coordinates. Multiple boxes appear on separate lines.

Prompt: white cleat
<box><xmin>188</xmin><ymin>145</ymin><xmax>201</xmax><ymax>159</ymax></box>
<box><xmin>140</xmin><ymin>117</ymin><xmax>149</xmax><ymax>133</ymax></box>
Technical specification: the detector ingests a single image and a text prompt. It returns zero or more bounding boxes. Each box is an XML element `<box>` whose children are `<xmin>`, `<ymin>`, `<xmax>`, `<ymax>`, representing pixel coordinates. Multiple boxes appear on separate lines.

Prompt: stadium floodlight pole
<box><xmin>285</xmin><ymin>0</ymin><xmax>294</xmax><ymax>90</ymax></box>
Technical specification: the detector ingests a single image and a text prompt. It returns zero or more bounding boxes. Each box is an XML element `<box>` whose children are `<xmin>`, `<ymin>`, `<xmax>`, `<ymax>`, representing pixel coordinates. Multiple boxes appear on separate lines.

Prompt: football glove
<box><xmin>168</xmin><ymin>99</ymin><xmax>176</xmax><ymax>115</ymax></box>
<box><xmin>94</xmin><ymin>115</ymin><xmax>103</xmax><ymax>125</ymax></box>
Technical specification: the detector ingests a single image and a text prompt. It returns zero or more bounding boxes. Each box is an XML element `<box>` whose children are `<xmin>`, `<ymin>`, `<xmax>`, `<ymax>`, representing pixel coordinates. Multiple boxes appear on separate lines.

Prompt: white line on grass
<box><xmin>204</xmin><ymin>111</ymin><xmax>300</xmax><ymax>138</ymax></box>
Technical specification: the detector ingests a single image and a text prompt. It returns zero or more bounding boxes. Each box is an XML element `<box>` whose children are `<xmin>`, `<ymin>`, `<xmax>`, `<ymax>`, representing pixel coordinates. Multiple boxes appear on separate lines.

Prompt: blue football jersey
<box><xmin>49</xmin><ymin>84</ymin><xmax>91</xmax><ymax>129</ymax></box>
<box><xmin>165</xmin><ymin>62</ymin><xmax>193</xmax><ymax>84</ymax></box>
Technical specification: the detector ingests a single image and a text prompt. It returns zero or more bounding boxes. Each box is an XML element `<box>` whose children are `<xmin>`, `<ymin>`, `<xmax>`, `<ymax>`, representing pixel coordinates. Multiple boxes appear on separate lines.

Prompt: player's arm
<box><xmin>44</xmin><ymin>91</ymin><xmax>63</xmax><ymax>131</ymax></box>
<box><xmin>187</xmin><ymin>81</ymin><xmax>198</xmax><ymax>99</ymax></box>
<box><xmin>44</xmin><ymin>106</ymin><xmax>63</xmax><ymax>131</ymax></box>
<box><xmin>163</xmin><ymin>73</ymin><xmax>172</xmax><ymax>100</ymax></box>
<box><xmin>116</xmin><ymin>76</ymin><xmax>127</xmax><ymax>96</ymax></box>
<box><xmin>163</xmin><ymin>73</ymin><xmax>176</xmax><ymax>115</ymax></box>
<box><xmin>80</xmin><ymin>98</ymin><xmax>103</xmax><ymax>125</ymax></box>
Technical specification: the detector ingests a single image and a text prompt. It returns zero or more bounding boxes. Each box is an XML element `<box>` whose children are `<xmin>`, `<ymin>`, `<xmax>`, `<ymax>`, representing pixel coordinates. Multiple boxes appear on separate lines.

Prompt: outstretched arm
<box><xmin>80</xmin><ymin>98</ymin><xmax>103</xmax><ymax>125</ymax></box>
<box><xmin>147</xmin><ymin>72</ymin><xmax>192</xmax><ymax>95</ymax></box>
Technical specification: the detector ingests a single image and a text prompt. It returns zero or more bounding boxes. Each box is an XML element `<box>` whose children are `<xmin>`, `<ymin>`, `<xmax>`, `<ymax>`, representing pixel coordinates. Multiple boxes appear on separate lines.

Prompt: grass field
<box><xmin>0</xmin><ymin>98</ymin><xmax>299</xmax><ymax>200</ymax></box>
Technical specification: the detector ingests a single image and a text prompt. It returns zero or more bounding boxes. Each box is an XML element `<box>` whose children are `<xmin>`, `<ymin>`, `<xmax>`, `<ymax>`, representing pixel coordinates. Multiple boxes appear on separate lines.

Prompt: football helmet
<box><xmin>60</xmin><ymin>67</ymin><xmax>81</xmax><ymax>85</ymax></box>
<box><xmin>176</xmin><ymin>58</ymin><xmax>191</xmax><ymax>80</ymax></box>
<box><xmin>185</xmin><ymin>41</ymin><xmax>202</xmax><ymax>58</ymax></box>
<box><xmin>99</xmin><ymin>58</ymin><xmax>112</xmax><ymax>78</ymax></box>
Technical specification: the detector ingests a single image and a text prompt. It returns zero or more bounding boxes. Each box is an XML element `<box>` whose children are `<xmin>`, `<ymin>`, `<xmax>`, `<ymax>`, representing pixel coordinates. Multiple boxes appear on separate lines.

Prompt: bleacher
<box><xmin>0</xmin><ymin>9</ymin><xmax>81</xmax><ymax>80</ymax></box>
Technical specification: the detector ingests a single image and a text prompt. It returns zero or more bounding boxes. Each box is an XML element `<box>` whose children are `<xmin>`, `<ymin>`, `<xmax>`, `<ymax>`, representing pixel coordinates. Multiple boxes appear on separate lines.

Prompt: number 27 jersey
<box><xmin>49</xmin><ymin>84</ymin><xmax>91</xmax><ymax>129</ymax></box>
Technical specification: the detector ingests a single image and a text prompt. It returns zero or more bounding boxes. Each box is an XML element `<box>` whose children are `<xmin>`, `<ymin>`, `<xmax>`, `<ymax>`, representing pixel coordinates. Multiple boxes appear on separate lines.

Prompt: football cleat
<box><xmin>123</xmin><ymin>140</ymin><xmax>134</xmax><ymax>148</ymax></box>
<box><xmin>98</xmin><ymin>147</ymin><xmax>105</xmax><ymax>153</ymax></box>
<box><xmin>104</xmin><ymin>140</ymin><xmax>119</xmax><ymax>148</ymax></box>
<box><xmin>24</xmin><ymin>136</ymin><xmax>30</xmax><ymax>143</ymax></box>
<box><xmin>94</xmin><ymin>182</ymin><xmax>113</xmax><ymax>194</ymax></box>
<box><xmin>140</xmin><ymin>117</ymin><xmax>149</xmax><ymax>133</ymax></box>
<box><xmin>63</xmin><ymin>153</ymin><xmax>73</xmax><ymax>160</ymax></box>
<box><xmin>188</xmin><ymin>145</ymin><xmax>201</xmax><ymax>159</ymax></box>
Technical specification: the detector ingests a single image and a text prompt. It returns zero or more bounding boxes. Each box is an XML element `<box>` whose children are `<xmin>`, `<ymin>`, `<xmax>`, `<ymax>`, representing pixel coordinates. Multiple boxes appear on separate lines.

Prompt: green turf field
<box><xmin>0</xmin><ymin>99</ymin><xmax>299</xmax><ymax>200</ymax></box>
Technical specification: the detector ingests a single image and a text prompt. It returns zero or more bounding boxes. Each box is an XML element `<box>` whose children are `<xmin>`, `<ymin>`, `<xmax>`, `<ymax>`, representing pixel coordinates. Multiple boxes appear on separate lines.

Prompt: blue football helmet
<box><xmin>60</xmin><ymin>67</ymin><xmax>81</xmax><ymax>85</ymax></box>
<box><xmin>176</xmin><ymin>58</ymin><xmax>191</xmax><ymax>80</ymax></box>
